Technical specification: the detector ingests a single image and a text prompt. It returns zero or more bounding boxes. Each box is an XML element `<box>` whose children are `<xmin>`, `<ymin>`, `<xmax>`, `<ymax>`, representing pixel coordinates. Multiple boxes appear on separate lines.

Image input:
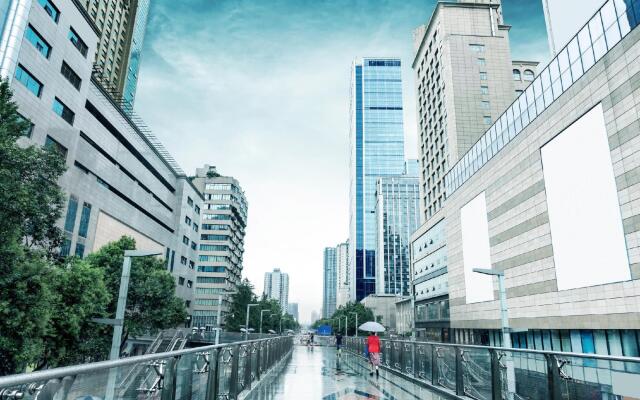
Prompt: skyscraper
<box><xmin>79</xmin><ymin>0</ymin><xmax>150</xmax><ymax>105</ymax></box>
<box><xmin>335</xmin><ymin>241</ymin><xmax>350</xmax><ymax>308</ymax></box>
<box><xmin>349</xmin><ymin>57</ymin><xmax>406</xmax><ymax>302</ymax></box>
<box><xmin>191</xmin><ymin>165</ymin><xmax>248</xmax><ymax>328</ymax></box>
<box><xmin>413</xmin><ymin>0</ymin><xmax>530</xmax><ymax>221</ymax></box>
<box><xmin>375</xmin><ymin>175</ymin><xmax>421</xmax><ymax>296</ymax></box>
<box><xmin>322</xmin><ymin>247</ymin><xmax>337</xmax><ymax>318</ymax></box>
<box><xmin>264</xmin><ymin>268</ymin><xmax>289</xmax><ymax>314</ymax></box>
<box><xmin>288</xmin><ymin>303</ymin><xmax>299</xmax><ymax>321</ymax></box>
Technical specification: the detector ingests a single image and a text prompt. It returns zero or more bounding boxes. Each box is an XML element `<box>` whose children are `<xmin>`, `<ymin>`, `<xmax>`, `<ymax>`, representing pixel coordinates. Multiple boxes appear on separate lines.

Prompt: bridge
<box><xmin>1</xmin><ymin>336</ymin><xmax>639</xmax><ymax>400</ymax></box>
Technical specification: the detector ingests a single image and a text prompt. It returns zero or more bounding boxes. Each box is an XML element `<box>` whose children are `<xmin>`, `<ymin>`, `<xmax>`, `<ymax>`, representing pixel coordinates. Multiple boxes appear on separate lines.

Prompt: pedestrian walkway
<box><xmin>243</xmin><ymin>344</ymin><xmax>448</xmax><ymax>400</ymax></box>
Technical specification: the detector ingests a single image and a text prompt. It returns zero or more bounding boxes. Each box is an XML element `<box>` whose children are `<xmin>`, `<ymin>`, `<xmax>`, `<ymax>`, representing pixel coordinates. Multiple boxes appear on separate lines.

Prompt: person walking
<box><xmin>335</xmin><ymin>332</ymin><xmax>343</xmax><ymax>357</ymax></box>
<box><xmin>367</xmin><ymin>332</ymin><xmax>381</xmax><ymax>378</ymax></box>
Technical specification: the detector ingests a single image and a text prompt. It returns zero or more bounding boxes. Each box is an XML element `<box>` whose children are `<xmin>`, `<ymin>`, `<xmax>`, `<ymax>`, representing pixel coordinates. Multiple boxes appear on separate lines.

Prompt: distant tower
<box><xmin>322</xmin><ymin>247</ymin><xmax>337</xmax><ymax>318</ymax></box>
<box><xmin>264</xmin><ymin>268</ymin><xmax>289</xmax><ymax>314</ymax></box>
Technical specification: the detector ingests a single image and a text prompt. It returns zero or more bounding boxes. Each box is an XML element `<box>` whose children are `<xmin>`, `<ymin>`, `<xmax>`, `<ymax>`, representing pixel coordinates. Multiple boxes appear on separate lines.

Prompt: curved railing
<box><xmin>345</xmin><ymin>337</ymin><xmax>640</xmax><ymax>400</ymax></box>
<box><xmin>0</xmin><ymin>336</ymin><xmax>293</xmax><ymax>400</ymax></box>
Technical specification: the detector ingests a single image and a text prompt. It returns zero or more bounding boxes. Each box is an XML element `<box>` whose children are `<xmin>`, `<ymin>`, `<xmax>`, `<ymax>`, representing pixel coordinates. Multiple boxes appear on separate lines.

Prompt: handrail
<box><xmin>0</xmin><ymin>336</ymin><xmax>286</xmax><ymax>388</ymax></box>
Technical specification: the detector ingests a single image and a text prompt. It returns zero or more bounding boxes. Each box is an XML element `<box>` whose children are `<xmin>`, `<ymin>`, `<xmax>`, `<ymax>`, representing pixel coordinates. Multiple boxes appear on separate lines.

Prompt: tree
<box><xmin>312</xmin><ymin>302</ymin><xmax>375</xmax><ymax>336</ymax></box>
<box><xmin>224</xmin><ymin>280</ymin><xmax>258</xmax><ymax>332</ymax></box>
<box><xmin>85</xmin><ymin>236</ymin><xmax>188</xmax><ymax>351</ymax></box>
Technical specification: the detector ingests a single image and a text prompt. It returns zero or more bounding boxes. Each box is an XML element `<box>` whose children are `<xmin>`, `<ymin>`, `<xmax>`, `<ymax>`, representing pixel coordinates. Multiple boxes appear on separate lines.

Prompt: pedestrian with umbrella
<box><xmin>359</xmin><ymin>321</ymin><xmax>385</xmax><ymax>378</ymax></box>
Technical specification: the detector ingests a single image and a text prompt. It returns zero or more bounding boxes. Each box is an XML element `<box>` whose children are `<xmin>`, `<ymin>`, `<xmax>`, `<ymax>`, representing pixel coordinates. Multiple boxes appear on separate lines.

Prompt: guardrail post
<box><xmin>205</xmin><ymin>348</ymin><xmax>220</xmax><ymax>400</ymax></box>
<box><xmin>256</xmin><ymin>342</ymin><xmax>261</xmax><ymax>382</ymax></box>
<box><xmin>412</xmin><ymin>342</ymin><xmax>417</xmax><ymax>378</ymax></box>
<box><xmin>431</xmin><ymin>345</ymin><xmax>437</xmax><ymax>385</ymax></box>
<box><xmin>455</xmin><ymin>348</ymin><xmax>465</xmax><ymax>396</ymax></box>
<box><xmin>161</xmin><ymin>357</ymin><xmax>177</xmax><ymax>400</ymax></box>
<box><xmin>489</xmin><ymin>349</ymin><xmax>503</xmax><ymax>400</ymax></box>
<box><xmin>545</xmin><ymin>354</ymin><xmax>564</xmax><ymax>400</ymax></box>
<box><xmin>229</xmin><ymin>345</ymin><xmax>240</xmax><ymax>400</ymax></box>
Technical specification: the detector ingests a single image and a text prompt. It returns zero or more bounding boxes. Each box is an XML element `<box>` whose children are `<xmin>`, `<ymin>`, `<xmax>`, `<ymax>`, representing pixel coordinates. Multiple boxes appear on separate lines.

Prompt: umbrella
<box><xmin>358</xmin><ymin>321</ymin><xmax>385</xmax><ymax>333</ymax></box>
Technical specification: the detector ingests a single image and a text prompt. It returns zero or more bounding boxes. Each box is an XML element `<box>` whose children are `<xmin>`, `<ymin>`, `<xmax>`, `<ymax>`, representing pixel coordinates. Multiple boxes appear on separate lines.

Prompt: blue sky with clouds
<box><xmin>135</xmin><ymin>0</ymin><xmax>549</xmax><ymax>323</ymax></box>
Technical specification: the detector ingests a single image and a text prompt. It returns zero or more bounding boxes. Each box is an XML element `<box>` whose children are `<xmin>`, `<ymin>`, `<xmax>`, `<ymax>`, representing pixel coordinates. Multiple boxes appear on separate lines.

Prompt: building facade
<box><xmin>191</xmin><ymin>165</ymin><xmax>248</xmax><ymax>328</ymax></box>
<box><xmin>288</xmin><ymin>303</ymin><xmax>299</xmax><ymax>321</ymax></box>
<box><xmin>1</xmin><ymin>0</ymin><xmax>200</xmax><ymax>320</ymax></box>
<box><xmin>78</xmin><ymin>0</ymin><xmax>150</xmax><ymax>105</ymax></box>
<box><xmin>441</xmin><ymin>0</ymin><xmax>640</xmax><ymax>355</ymax></box>
<box><xmin>335</xmin><ymin>241</ymin><xmax>350</xmax><ymax>308</ymax></box>
<box><xmin>264</xmin><ymin>268</ymin><xmax>289</xmax><ymax>314</ymax></box>
<box><xmin>412</xmin><ymin>1</ymin><xmax>521</xmax><ymax>221</ymax></box>
<box><xmin>322</xmin><ymin>247</ymin><xmax>337</xmax><ymax>318</ymax></box>
<box><xmin>375</xmin><ymin>175</ymin><xmax>420</xmax><ymax>296</ymax></box>
<box><xmin>349</xmin><ymin>57</ymin><xmax>407</xmax><ymax>302</ymax></box>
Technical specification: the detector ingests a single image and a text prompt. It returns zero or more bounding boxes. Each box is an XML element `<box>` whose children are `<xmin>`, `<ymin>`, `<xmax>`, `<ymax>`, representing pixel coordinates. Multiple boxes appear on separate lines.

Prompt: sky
<box><xmin>134</xmin><ymin>0</ymin><xmax>549</xmax><ymax>325</ymax></box>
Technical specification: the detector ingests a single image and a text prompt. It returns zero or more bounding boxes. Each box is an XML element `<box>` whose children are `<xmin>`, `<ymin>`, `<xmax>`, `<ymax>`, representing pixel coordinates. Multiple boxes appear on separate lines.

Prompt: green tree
<box><xmin>85</xmin><ymin>236</ymin><xmax>188</xmax><ymax>353</ymax></box>
<box><xmin>224</xmin><ymin>280</ymin><xmax>258</xmax><ymax>332</ymax></box>
<box><xmin>312</xmin><ymin>302</ymin><xmax>375</xmax><ymax>336</ymax></box>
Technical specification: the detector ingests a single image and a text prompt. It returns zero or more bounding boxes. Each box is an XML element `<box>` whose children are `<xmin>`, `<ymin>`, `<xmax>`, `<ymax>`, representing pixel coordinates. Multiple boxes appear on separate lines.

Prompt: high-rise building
<box><xmin>322</xmin><ymin>247</ymin><xmax>337</xmax><ymax>318</ymax></box>
<box><xmin>335</xmin><ymin>241</ymin><xmax>350</xmax><ymax>308</ymax></box>
<box><xmin>78</xmin><ymin>0</ymin><xmax>150</xmax><ymax>105</ymax></box>
<box><xmin>264</xmin><ymin>268</ymin><xmax>289</xmax><ymax>314</ymax></box>
<box><xmin>191</xmin><ymin>165</ymin><xmax>248</xmax><ymax>328</ymax></box>
<box><xmin>288</xmin><ymin>303</ymin><xmax>299</xmax><ymax>321</ymax></box>
<box><xmin>375</xmin><ymin>175</ymin><xmax>421</xmax><ymax>296</ymax></box>
<box><xmin>0</xmin><ymin>0</ymin><xmax>201</xmax><ymax>321</ymax></box>
<box><xmin>413</xmin><ymin>0</ymin><xmax>527</xmax><ymax>221</ymax></box>
<box><xmin>349</xmin><ymin>57</ymin><xmax>407</xmax><ymax>302</ymax></box>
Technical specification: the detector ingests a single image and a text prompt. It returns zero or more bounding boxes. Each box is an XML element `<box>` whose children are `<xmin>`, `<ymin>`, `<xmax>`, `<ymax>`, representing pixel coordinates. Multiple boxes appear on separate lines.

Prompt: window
<box><xmin>45</xmin><ymin>135</ymin><xmax>68</xmax><ymax>158</ymax></box>
<box><xmin>52</xmin><ymin>98</ymin><xmax>75</xmax><ymax>125</ymax></box>
<box><xmin>483</xmin><ymin>116</ymin><xmax>492</xmax><ymax>124</ymax></box>
<box><xmin>17</xmin><ymin>114</ymin><xmax>34</xmax><ymax>137</ymax></box>
<box><xmin>185</xmin><ymin>300</ymin><xmax>191</xmax><ymax>308</ymax></box>
<box><xmin>202</xmin><ymin>214</ymin><xmax>231</xmax><ymax>220</ymax></box>
<box><xmin>197</xmin><ymin>277</ymin><xmax>227</xmax><ymax>284</ymax></box>
<box><xmin>200</xmin><ymin>244</ymin><xmax>229</xmax><ymax>252</ymax></box>
<box><xmin>515</xmin><ymin>90</ymin><xmax>524</xmax><ymax>95</ymax></box>
<box><xmin>512</xmin><ymin>69</ymin><xmax>521</xmax><ymax>81</ymax></box>
<box><xmin>479</xmin><ymin>72</ymin><xmax>487</xmax><ymax>81</ymax></box>
<box><xmin>185</xmin><ymin>216</ymin><xmax>192</xmax><ymax>226</ymax></box>
<box><xmin>75</xmin><ymin>242</ymin><xmax>85</xmax><ymax>258</ymax></box>
<box><xmin>477</xmin><ymin>58</ymin><xmax>486</xmax><ymax>66</ymax></box>
<box><xmin>481</xmin><ymin>101</ymin><xmax>490</xmax><ymax>109</ymax></box>
<box><xmin>193</xmin><ymin>223</ymin><xmax>199</xmax><ymax>232</ymax></box>
<box><xmin>187</xmin><ymin>280</ymin><xmax>193</xmax><ymax>288</ymax></box>
<box><xmin>189</xmin><ymin>260</ymin><xmax>195</xmax><ymax>269</ymax></box>
<box><xmin>197</xmin><ymin>266</ymin><xmax>226</xmax><ymax>273</ymax></box>
<box><xmin>15</xmin><ymin>65</ymin><xmax>43</xmax><ymax>97</ymax></box>
<box><xmin>180</xmin><ymin>256</ymin><xmax>187</xmax><ymax>265</ymax></box>
<box><xmin>60</xmin><ymin>238</ymin><xmax>71</xmax><ymax>257</ymax></box>
<box><xmin>68</xmin><ymin>27</ymin><xmax>88</xmax><ymax>57</ymax></box>
<box><xmin>194</xmin><ymin>205</ymin><xmax>200</xmax><ymax>214</ymax></box>
<box><xmin>182</xmin><ymin>235</ymin><xmax>189</xmax><ymax>245</ymax></box>
<box><xmin>523</xmin><ymin>69</ymin><xmax>534</xmax><ymax>81</ymax></box>
<box><xmin>25</xmin><ymin>25</ymin><xmax>51</xmax><ymax>58</ymax></box>
<box><xmin>469</xmin><ymin>44</ymin><xmax>485</xmax><ymax>52</ymax></box>
<box><xmin>64</xmin><ymin>196</ymin><xmax>78</xmax><ymax>233</ymax></box>
<box><xmin>480</xmin><ymin>86</ymin><xmax>489</xmax><ymax>95</ymax></box>
<box><xmin>78</xmin><ymin>202</ymin><xmax>91</xmax><ymax>238</ymax></box>
<box><xmin>38</xmin><ymin>0</ymin><xmax>60</xmax><ymax>23</ymax></box>
<box><xmin>191</xmin><ymin>241</ymin><xmax>197</xmax><ymax>250</ymax></box>
<box><xmin>61</xmin><ymin>61</ymin><xmax>82</xmax><ymax>90</ymax></box>
<box><xmin>187</xmin><ymin>197</ymin><xmax>193</xmax><ymax>206</ymax></box>
<box><xmin>178</xmin><ymin>277</ymin><xmax>185</xmax><ymax>286</ymax></box>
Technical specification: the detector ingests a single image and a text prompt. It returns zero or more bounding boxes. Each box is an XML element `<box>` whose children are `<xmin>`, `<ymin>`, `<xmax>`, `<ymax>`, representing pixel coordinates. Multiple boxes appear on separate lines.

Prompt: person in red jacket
<box><xmin>367</xmin><ymin>332</ymin><xmax>381</xmax><ymax>378</ymax></box>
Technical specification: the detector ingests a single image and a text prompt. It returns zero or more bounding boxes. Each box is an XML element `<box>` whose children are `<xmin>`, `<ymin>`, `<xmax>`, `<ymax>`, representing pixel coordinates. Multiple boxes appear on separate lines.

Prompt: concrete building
<box><xmin>335</xmin><ymin>241</ymin><xmax>350</xmax><ymax>308</ymax></box>
<box><xmin>78</xmin><ymin>0</ymin><xmax>150</xmax><ymax>105</ymax></box>
<box><xmin>264</xmin><ymin>268</ymin><xmax>289</xmax><ymax>314</ymax></box>
<box><xmin>1</xmin><ymin>0</ymin><xmax>201</xmax><ymax>320</ymax></box>
<box><xmin>512</xmin><ymin>60</ymin><xmax>540</xmax><ymax>96</ymax></box>
<box><xmin>288</xmin><ymin>303</ymin><xmax>299</xmax><ymax>321</ymax></box>
<box><xmin>322</xmin><ymin>247</ymin><xmax>337</xmax><ymax>318</ymax></box>
<box><xmin>190</xmin><ymin>165</ymin><xmax>248</xmax><ymax>328</ymax></box>
<box><xmin>375</xmin><ymin>175</ymin><xmax>420</xmax><ymax>296</ymax></box>
<box><xmin>349</xmin><ymin>57</ymin><xmax>407</xmax><ymax>302</ymax></box>
<box><xmin>413</xmin><ymin>0</ymin><xmax>526</xmax><ymax>221</ymax></box>
<box><xmin>360</xmin><ymin>294</ymin><xmax>406</xmax><ymax>332</ymax></box>
<box><xmin>438</xmin><ymin>1</ymin><xmax>640</xmax><ymax>355</ymax></box>
<box><xmin>395</xmin><ymin>298</ymin><xmax>414</xmax><ymax>336</ymax></box>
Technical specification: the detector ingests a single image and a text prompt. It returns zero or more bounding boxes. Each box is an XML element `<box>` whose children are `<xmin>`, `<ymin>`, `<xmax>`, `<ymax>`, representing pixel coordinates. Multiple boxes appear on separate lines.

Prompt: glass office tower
<box><xmin>349</xmin><ymin>58</ymin><xmax>406</xmax><ymax>302</ymax></box>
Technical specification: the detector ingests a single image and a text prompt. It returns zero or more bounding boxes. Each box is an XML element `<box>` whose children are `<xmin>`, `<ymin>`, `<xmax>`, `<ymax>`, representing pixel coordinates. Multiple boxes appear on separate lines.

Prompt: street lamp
<box><xmin>245</xmin><ymin>303</ymin><xmax>259</xmax><ymax>340</ymax></box>
<box><xmin>105</xmin><ymin>250</ymin><xmax>161</xmax><ymax>400</ymax></box>
<box><xmin>349</xmin><ymin>312</ymin><xmax>359</xmax><ymax>337</ymax></box>
<box><xmin>344</xmin><ymin>315</ymin><xmax>348</xmax><ymax>336</ymax></box>
<box><xmin>473</xmin><ymin>268</ymin><xmax>515</xmax><ymax>399</ymax></box>
<box><xmin>215</xmin><ymin>290</ymin><xmax>238</xmax><ymax>345</ymax></box>
<box><xmin>259</xmin><ymin>309</ymin><xmax>271</xmax><ymax>335</ymax></box>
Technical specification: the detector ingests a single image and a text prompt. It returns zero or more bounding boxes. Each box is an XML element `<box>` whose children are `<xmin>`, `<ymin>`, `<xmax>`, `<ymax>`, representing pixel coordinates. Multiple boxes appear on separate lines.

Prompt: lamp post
<box><xmin>259</xmin><ymin>309</ymin><xmax>270</xmax><ymax>335</ymax></box>
<box><xmin>349</xmin><ymin>312</ymin><xmax>359</xmax><ymax>337</ymax></box>
<box><xmin>105</xmin><ymin>250</ymin><xmax>162</xmax><ymax>400</ymax></box>
<box><xmin>344</xmin><ymin>315</ymin><xmax>347</xmax><ymax>336</ymax></box>
<box><xmin>245</xmin><ymin>303</ymin><xmax>259</xmax><ymax>341</ymax></box>
<box><xmin>215</xmin><ymin>290</ymin><xmax>238</xmax><ymax>345</ymax></box>
<box><xmin>473</xmin><ymin>268</ymin><xmax>515</xmax><ymax>399</ymax></box>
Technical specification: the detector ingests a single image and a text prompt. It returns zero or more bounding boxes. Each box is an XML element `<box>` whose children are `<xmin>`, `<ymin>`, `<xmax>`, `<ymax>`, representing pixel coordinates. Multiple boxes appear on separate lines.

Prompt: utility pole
<box><xmin>244</xmin><ymin>303</ymin><xmax>259</xmax><ymax>341</ymax></box>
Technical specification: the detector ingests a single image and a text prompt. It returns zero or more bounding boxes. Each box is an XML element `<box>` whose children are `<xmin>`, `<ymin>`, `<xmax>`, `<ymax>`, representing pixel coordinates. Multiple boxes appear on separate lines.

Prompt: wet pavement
<box><xmin>243</xmin><ymin>344</ymin><xmax>448</xmax><ymax>400</ymax></box>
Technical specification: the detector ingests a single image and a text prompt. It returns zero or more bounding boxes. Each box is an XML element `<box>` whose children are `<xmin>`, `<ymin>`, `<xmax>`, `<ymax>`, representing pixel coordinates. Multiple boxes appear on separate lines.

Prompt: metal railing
<box><xmin>0</xmin><ymin>336</ymin><xmax>293</xmax><ymax>400</ymax></box>
<box><xmin>345</xmin><ymin>337</ymin><xmax>640</xmax><ymax>400</ymax></box>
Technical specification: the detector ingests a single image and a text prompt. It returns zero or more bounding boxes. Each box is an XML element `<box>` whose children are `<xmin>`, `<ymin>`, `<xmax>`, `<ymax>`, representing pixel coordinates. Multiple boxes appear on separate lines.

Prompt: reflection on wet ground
<box><xmin>243</xmin><ymin>345</ymin><xmax>448</xmax><ymax>400</ymax></box>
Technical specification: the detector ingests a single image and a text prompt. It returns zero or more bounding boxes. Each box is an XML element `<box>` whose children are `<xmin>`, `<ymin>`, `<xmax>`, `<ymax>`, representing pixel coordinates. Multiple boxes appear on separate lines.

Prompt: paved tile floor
<box><xmin>242</xmin><ymin>345</ymin><xmax>449</xmax><ymax>400</ymax></box>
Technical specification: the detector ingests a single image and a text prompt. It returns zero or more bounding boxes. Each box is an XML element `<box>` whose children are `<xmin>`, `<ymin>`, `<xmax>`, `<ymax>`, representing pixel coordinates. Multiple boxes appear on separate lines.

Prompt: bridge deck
<box><xmin>243</xmin><ymin>344</ymin><xmax>447</xmax><ymax>400</ymax></box>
